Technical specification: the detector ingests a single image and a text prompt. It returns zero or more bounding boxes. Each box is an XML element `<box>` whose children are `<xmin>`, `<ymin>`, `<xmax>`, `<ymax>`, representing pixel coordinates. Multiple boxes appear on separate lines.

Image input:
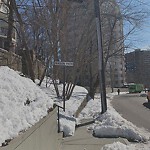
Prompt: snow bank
<box><xmin>79</xmin><ymin>93</ymin><xmax>150</xmax><ymax>142</ymax></box>
<box><xmin>0</xmin><ymin>66</ymin><xmax>53</xmax><ymax>145</ymax></box>
<box><xmin>37</xmin><ymin>78</ymin><xmax>88</xmax><ymax>136</ymax></box>
<box><xmin>101</xmin><ymin>142</ymin><xmax>128</xmax><ymax>150</ymax></box>
<box><xmin>101</xmin><ymin>141</ymin><xmax>150</xmax><ymax>150</ymax></box>
<box><xmin>59</xmin><ymin>112</ymin><xmax>76</xmax><ymax>136</ymax></box>
<box><xmin>1</xmin><ymin>66</ymin><xmax>149</xmax><ymax>148</ymax></box>
<box><xmin>93</xmin><ymin>95</ymin><xmax>149</xmax><ymax>142</ymax></box>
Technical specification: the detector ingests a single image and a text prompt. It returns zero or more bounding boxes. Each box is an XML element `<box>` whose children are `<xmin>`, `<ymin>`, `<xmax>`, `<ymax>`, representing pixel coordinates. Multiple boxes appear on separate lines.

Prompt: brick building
<box><xmin>125</xmin><ymin>49</ymin><xmax>150</xmax><ymax>88</ymax></box>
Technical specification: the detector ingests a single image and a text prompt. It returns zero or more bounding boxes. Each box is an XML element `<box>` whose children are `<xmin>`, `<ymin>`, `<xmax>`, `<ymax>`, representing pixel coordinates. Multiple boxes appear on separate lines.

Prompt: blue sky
<box><xmin>123</xmin><ymin>0</ymin><xmax>150</xmax><ymax>51</ymax></box>
<box><xmin>132</xmin><ymin>21</ymin><xmax>150</xmax><ymax>49</ymax></box>
<box><xmin>132</xmin><ymin>0</ymin><xmax>150</xmax><ymax>50</ymax></box>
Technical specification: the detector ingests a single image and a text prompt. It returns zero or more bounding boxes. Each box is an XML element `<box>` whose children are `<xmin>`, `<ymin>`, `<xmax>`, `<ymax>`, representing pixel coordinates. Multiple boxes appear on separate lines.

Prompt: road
<box><xmin>111</xmin><ymin>93</ymin><xmax>150</xmax><ymax>131</ymax></box>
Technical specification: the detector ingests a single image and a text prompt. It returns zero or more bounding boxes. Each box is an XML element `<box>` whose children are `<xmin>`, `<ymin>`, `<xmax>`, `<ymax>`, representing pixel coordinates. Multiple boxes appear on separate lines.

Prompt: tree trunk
<box><xmin>12</xmin><ymin>0</ymin><xmax>35</xmax><ymax>82</ymax></box>
<box><xmin>52</xmin><ymin>79</ymin><xmax>60</xmax><ymax>98</ymax></box>
<box><xmin>88</xmin><ymin>74</ymin><xmax>99</xmax><ymax>99</ymax></box>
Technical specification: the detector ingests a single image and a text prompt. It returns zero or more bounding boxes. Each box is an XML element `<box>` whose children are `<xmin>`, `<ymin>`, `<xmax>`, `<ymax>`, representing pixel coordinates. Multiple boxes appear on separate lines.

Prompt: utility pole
<box><xmin>94</xmin><ymin>0</ymin><xmax>107</xmax><ymax>114</ymax></box>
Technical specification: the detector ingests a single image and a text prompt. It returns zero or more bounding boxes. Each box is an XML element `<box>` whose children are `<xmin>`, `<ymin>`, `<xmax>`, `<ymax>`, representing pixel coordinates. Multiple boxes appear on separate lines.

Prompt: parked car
<box><xmin>147</xmin><ymin>90</ymin><xmax>150</xmax><ymax>103</ymax></box>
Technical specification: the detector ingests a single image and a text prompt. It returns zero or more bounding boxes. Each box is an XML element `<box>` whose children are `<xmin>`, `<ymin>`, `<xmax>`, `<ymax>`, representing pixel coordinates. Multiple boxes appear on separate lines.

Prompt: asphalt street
<box><xmin>111</xmin><ymin>93</ymin><xmax>150</xmax><ymax>131</ymax></box>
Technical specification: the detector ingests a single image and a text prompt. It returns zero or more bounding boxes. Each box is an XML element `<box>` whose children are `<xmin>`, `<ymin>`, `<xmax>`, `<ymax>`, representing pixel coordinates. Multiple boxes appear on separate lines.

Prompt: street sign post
<box><xmin>94</xmin><ymin>0</ymin><xmax>107</xmax><ymax>114</ymax></box>
<box><xmin>54</xmin><ymin>61</ymin><xmax>74</xmax><ymax>111</ymax></box>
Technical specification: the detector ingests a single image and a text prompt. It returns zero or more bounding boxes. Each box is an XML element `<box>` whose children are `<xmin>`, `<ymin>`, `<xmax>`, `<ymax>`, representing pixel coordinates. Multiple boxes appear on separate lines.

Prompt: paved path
<box><xmin>61</xmin><ymin>119</ymin><xmax>128</xmax><ymax>150</ymax></box>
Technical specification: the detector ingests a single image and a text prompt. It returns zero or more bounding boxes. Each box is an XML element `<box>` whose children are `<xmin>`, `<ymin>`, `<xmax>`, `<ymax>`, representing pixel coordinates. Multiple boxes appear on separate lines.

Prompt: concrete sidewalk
<box><xmin>61</xmin><ymin>120</ymin><xmax>129</xmax><ymax>150</ymax></box>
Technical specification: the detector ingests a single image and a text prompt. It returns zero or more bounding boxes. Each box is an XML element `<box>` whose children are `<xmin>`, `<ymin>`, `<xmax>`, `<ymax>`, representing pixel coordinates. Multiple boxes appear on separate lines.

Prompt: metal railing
<box><xmin>54</xmin><ymin>104</ymin><xmax>64</xmax><ymax>134</ymax></box>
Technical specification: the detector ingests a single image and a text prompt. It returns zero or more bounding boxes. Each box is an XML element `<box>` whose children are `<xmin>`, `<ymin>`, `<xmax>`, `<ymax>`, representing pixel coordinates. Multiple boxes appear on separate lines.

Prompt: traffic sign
<box><xmin>54</xmin><ymin>61</ymin><xmax>73</xmax><ymax>66</ymax></box>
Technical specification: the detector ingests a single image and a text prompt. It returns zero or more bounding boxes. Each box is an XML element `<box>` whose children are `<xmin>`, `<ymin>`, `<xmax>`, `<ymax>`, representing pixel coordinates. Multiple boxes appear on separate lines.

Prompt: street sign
<box><xmin>54</xmin><ymin>61</ymin><xmax>73</xmax><ymax>66</ymax></box>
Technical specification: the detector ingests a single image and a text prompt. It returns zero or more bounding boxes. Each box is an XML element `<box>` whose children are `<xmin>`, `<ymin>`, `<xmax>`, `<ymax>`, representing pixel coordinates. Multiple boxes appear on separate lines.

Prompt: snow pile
<box><xmin>78</xmin><ymin>94</ymin><xmax>102</xmax><ymax>120</ymax></box>
<box><xmin>0</xmin><ymin>66</ymin><xmax>53</xmax><ymax>145</ymax></box>
<box><xmin>65</xmin><ymin>86</ymin><xmax>88</xmax><ymax>116</ymax></box>
<box><xmin>37</xmin><ymin>78</ymin><xmax>88</xmax><ymax>136</ymax></box>
<box><xmin>59</xmin><ymin>112</ymin><xmax>76</xmax><ymax>136</ymax></box>
<box><xmin>101</xmin><ymin>141</ymin><xmax>150</xmax><ymax>150</ymax></box>
<box><xmin>79</xmin><ymin>93</ymin><xmax>150</xmax><ymax>142</ymax></box>
<box><xmin>37</xmin><ymin>78</ymin><xmax>88</xmax><ymax>116</ymax></box>
<box><xmin>101</xmin><ymin>142</ymin><xmax>128</xmax><ymax>150</ymax></box>
<box><xmin>58</xmin><ymin>86</ymin><xmax>87</xmax><ymax>135</ymax></box>
<box><xmin>93</xmin><ymin>109</ymin><xmax>148</xmax><ymax>141</ymax></box>
<box><xmin>1</xmin><ymin>66</ymin><xmax>150</xmax><ymax>148</ymax></box>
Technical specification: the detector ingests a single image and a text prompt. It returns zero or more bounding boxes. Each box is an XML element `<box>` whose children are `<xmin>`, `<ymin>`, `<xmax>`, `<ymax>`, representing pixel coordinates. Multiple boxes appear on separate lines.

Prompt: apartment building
<box><xmin>65</xmin><ymin>0</ymin><xmax>125</xmax><ymax>87</ymax></box>
<box><xmin>102</xmin><ymin>0</ymin><xmax>125</xmax><ymax>88</ymax></box>
<box><xmin>125</xmin><ymin>49</ymin><xmax>150</xmax><ymax>88</ymax></box>
<box><xmin>0</xmin><ymin>0</ymin><xmax>17</xmax><ymax>51</ymax></box>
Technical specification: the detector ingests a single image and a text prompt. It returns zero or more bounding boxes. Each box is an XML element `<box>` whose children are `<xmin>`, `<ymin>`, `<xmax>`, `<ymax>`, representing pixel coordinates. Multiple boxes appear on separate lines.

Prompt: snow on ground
<box><xmin>78</xmin><ymin>92</ymin><xmax>150</xmax><ymax>142</ymax></box>
<box><xmin>59</xmin><ymin>113</ymin><xmax>76</xmax><ymax>136</ymax></box>
<box><xmin>78</xmin><ymin>92</ymin><xmax>150</xmax><ymax>149</ymax></box>
<box><xmin>37</xmin><ymin>78</ymin><xmax>88</xmax><ymax>136</ymax></box>
<box><xmin>0</xmin><ymin>66</ymin><xmax>53</xmax><ymax>146</ymax></box>
<box><xmin>38</xmin><ymin>78</ymin><xmax>88</xmax><ymax>116</ymax></box>
<box><xmin>0</xmin><ymin>66</ymin><xmax>87</xmax><ymax>145</ymax></box>
<box><xmin>101</xmin><ymin>141</ymin><xmax>150</xmax><ymax>150</ymax></box>
<box><xmin>1</xmin><ymin>66</ymin><xmax>150</xmax><ymax>149</ymax></box>
<box><xmin>59</xmin><ymin>86</ymin><xmax>87</xmax><ymax>136</ymax></box>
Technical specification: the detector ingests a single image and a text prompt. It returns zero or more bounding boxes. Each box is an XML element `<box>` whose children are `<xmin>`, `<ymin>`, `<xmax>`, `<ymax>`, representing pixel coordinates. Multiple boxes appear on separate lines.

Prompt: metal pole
<box><xmin>94</xmin><ymin>0</ymin><xmax>107</xmax><ymax>114</ymax></box>
<box><xmin>63</xmin><ymin>66</ymin><xmax>66</xmax><ymax>111</ymax></box>
<box><xmin>57</xmin><ymin>106</ymin><xmax>60</xmax><ymax>132</ymax></box>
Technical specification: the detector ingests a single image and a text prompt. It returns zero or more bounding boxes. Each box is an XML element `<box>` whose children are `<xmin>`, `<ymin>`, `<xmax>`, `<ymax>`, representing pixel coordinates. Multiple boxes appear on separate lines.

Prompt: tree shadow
<box><xmin>143</xmin><ymin>102</ymin><xmax>150</xmax><ymax>109</ymax></box>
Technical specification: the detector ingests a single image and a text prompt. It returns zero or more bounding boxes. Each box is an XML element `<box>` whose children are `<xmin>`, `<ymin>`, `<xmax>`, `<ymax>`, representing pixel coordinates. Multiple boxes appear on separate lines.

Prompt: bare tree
<box><xmin>6</xmin><ymin>0</ymin><xmax>148</xmax><ymax>99</ymax></box>
<box><xmin>11</xmin><ymin>0</ymin><xmax>35</xmax><ymax>82</ymax></box>
<box><xmin>61</xmin><ymin>0</ymin><xmax>149</xmax><ymax>98</ymax></box>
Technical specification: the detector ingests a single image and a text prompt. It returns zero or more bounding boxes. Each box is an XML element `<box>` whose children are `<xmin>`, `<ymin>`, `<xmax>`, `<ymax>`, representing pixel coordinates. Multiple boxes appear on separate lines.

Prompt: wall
<box><xmin>0</xmin><ymin>48</ymin><xmax>22</xmax><ymax>71</ymax></box>
<box><xmin>0</xmin><ymin>48</ymin><xmax>45</xmax><ymax>79</ymax></box>
<box><xmin>0</xmin><ymin>108</ymin><xmax>62</xmax><ymax>150</ymax></box>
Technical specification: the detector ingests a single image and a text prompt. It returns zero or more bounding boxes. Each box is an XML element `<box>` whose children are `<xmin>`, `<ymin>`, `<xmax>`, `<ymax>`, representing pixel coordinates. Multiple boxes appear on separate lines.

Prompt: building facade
<box><xmin>0</xmin><ymin>0</ymin><xmax>17</xmax><ymax>51</ymax></box>
<box><xmin>102</xmin><ymin>0</ymin><xmax>125</xmax><ymax>88</ymax></box>
<box><xmin>64</xmin><ymin>0</ymin><xmax>125</xmax><ymax>88</ymax></box>
<box><xmin>125</xmin><ymin>49</ymin><xmax>150</xmax><ymax>88</ymax></box>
